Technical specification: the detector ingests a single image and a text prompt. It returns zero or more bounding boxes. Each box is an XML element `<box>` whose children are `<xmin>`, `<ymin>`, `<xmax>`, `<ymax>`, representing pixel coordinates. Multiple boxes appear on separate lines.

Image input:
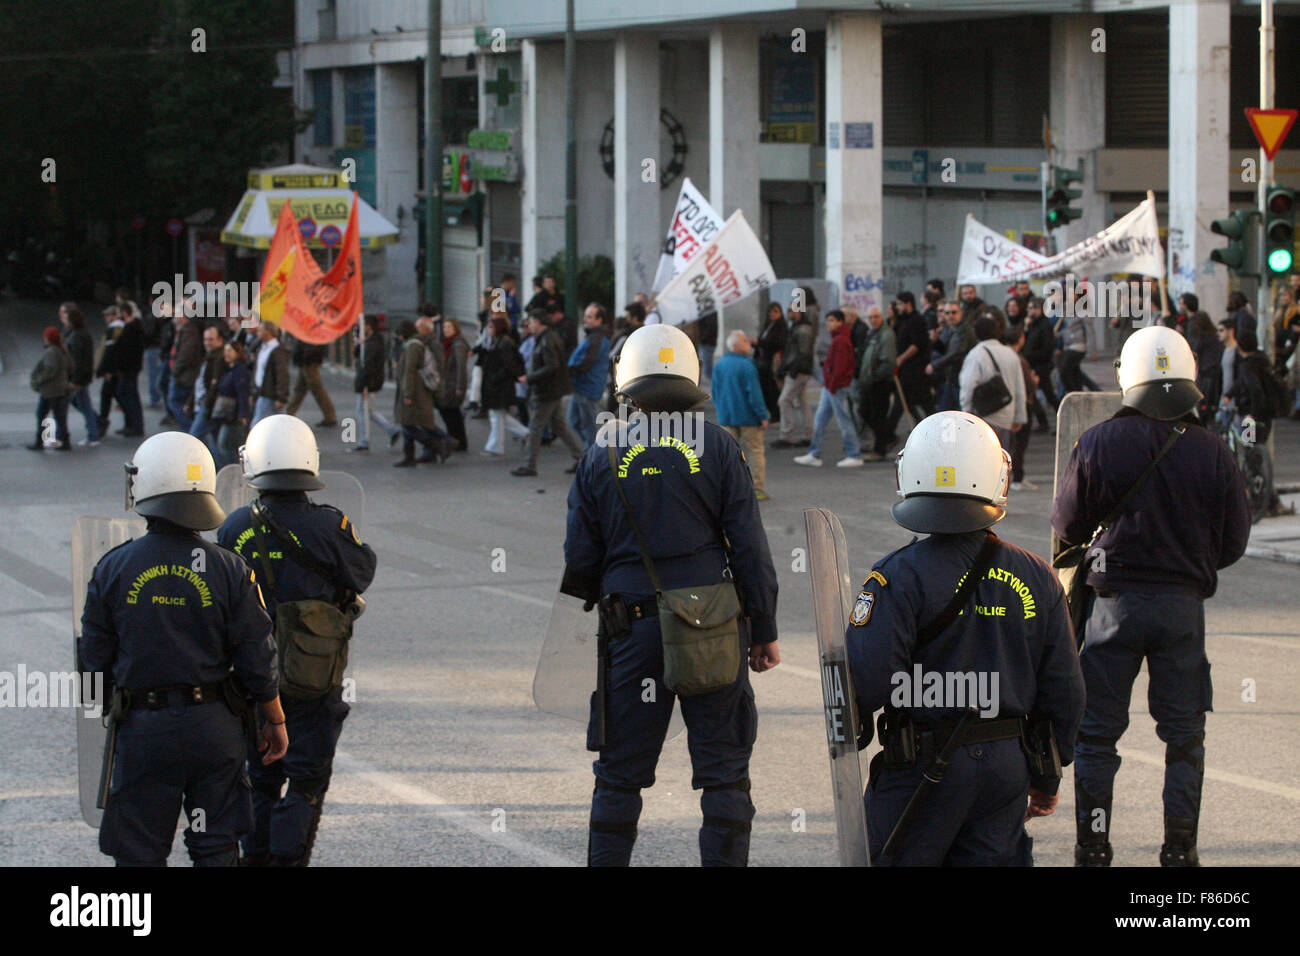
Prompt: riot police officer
<box><xmin>562</xmin><ymin>324</ymin><xmax>781</xmax><ymax>866</ymax></box>
<box><xmin>217</xmin><ymin>415</ymin><xmax>377</xmax><ymax>866</ymax></box>
<box><xmin>1052</xmin><ymin>326</ymin><xmax>1249</xmax><ymax>866</ymax></box>
<box><xmin>80</xmin><ymin>432</ymin><xmax>286</xmax><ymax>866</ymax></box>
<box><xmin>847</xmin><ymin>411</ymin><xmax>1084</xmax><ymax>865</ymax></box>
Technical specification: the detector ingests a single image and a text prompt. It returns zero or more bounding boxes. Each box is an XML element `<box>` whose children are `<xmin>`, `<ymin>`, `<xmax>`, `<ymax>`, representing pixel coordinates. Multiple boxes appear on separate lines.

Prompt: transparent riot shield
<box><xmin>533</xmin><ymin>580</ymin><xmax>684</xmax><ymax>740</ymax></box>
<box><xmin>803</xmin><ymin>507</ymin><xmax>870</xmax><ymax>867</ymax></box>
<box><xmin>72</xmin><ymin>515</ymin><xmax>147</xmax><ymax>828</ymax></box>
<box><xmin>1052</xmin><ymin>391</ymin><xmax>1122</xmax><ymax>569</ymax></box>
<box><xmin>214</xmin><ymin>463</ymin><xmax>366</xmax><ymax>529</ymax></box>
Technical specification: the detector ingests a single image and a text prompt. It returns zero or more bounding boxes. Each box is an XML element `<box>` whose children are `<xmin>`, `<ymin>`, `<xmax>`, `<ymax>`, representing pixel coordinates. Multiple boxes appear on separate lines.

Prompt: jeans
<box><xmin>485</xmin><ymin>408</ymin><xmax>528</xmax><ymax>454</ymax></box>
<box><xmin>189</xmin><ymin>406</ymin><xmax>218</xmax><ymax>455</ymax></box>
<box><xmin>251</xmin><ymin>396</ymin><xmax>278</xmax><ymax>427</ymax></box>
<box><xmin>35</xmin><ymin>395</ymin><xmax>70</xmax><ymax>444</ymax></box>
<box><xmin>214</xmin><ymin>421</ymin><xmax>247</xmax><ymax>469</ymax></box>
<box><xmin>69</xmin><ymin>386</ymin><xmax>100</xmax><ymax>442</ymax></box>
<box><xmin>115</xmin><ymin>374</ymin><xmax>144</xmax><ymax>433</ymax></box>
<box><xmin>167</xmin><ymin>377</ymin><xmax>193</xmax><ymax>430</ymax></box>
<box><xmin>808</xmin><ymin>386</ymin><xmax>861</xmax><ymax>460</ymax></box>
<box><xmin>144</xmin><ymin>347</ymin><xmax>164</xmax><ymax>406</ymax></box>
<box><xmin>936</xmin><ymin>381</ymin><xmax>960</xmax><ymax>412</ymax></box>
<box><xmin>567</xmin><ymin>393</ymin><xmax>601</xmax><ymax>449</ymax></box>
<box><xmin>353</xmin><ymin>392</ymin><xmax>400</xmax><ymax>449</ymax></box>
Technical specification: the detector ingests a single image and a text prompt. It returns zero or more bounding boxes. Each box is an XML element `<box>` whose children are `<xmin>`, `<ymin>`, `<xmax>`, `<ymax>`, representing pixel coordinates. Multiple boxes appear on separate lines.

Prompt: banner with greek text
<box><xmin>651</xmin><ymin>211</ymin><xmax>777</xmax><ymax>327</ymax></box>
<box><xmin>650</xmin><ymin>177</ymin><xmax>726</xmax><ymax>293</ymax></box>
<box><xmin>956</xmin><ymin>198</ymin><xmax>1165</xmax><ymax>285</ymax></box>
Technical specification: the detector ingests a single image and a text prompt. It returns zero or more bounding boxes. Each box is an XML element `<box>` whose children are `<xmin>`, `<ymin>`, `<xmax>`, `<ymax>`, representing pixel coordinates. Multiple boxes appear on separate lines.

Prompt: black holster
<box><xmin>589</xmin><ymin>595</ymin><xmax>631</xmax><ymax>752</ymax></box>
<box><xmin>878</xmin><ymin>709</ymin><xmax>917</xmax><ymax>769</ymax></box>
<box><xmin>1021</xmin><ymin>718</ymin><xmax>1062</xmax><ymax>781</ymax></box>
<box><xmin>221</xmin><ymin>677</ymin><xmax>257</xmax><ymax>752</ymax></box>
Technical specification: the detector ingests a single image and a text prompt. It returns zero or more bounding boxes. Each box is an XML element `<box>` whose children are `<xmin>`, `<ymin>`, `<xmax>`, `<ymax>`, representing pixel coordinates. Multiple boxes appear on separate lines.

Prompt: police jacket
<box><xmin>79</xmin><ymin>520</ymin><xmax>279</xmax><ymax>702</ymax></box>
<box><xmin>217</xmin><ymin>491</ymin><xmax>377</xmax><ymax>618</ymax></box>
<box><xmin>1051</xmin><ymin>409</ymin><xmax>1250</xmax><ymax>598</ymax></box>
<box><xmin>846</xmin><ymin>531</ymin><xmax>1084</xmax><ymax>793</ymax></box>
<box><xmin>562</xmin><ymin>419</ymin><xmax>779</xmax><ymax>645</ymax></box>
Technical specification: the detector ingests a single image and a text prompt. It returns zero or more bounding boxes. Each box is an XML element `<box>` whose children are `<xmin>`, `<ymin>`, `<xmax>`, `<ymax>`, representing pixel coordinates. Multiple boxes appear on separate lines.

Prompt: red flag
<box><xmin>265</xmin><ymin>193</ymin><xmax>365</xmax><ymax>344</ymax></box>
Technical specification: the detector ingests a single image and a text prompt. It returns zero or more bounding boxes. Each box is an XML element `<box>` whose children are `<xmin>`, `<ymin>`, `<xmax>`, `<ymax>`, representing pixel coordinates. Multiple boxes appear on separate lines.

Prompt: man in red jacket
<box><xmin>795</xmin><ymin>309</ymin><xmax>864</xmax><ymax>468</ymax></box>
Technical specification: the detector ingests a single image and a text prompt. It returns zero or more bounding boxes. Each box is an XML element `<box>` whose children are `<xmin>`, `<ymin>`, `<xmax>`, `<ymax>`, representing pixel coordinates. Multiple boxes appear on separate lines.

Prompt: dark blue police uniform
<box><xmin>563</xmin><ymin>419</ymin><xmax>779</xmax><ymax>866</ymax></box>
<box><xmin>1052</xmin><ymin>410</ymin><xmax>1249</xmax><ymax>859</ymax></box>
<box><xmin>80</xmin><ymin>521</ymin><xmax>279</xmax><ymax>866</ymax></box>
<box><xmin>217</xmin><ymin>491</ymin><xmax>377</xmax><ymax>864</ymax></box>
<box><xmin>847</xmin><ymin>531</ymin><xmax>1084</xmax><ymax>866</ymax></box>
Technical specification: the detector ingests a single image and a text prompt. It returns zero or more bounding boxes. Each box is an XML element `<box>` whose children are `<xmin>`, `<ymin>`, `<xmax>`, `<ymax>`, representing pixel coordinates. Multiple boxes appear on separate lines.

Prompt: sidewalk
<box><xmin>1246</xmin><ymin>491</ymin><xmax>1300</xmax><ymax>565</ymax></box>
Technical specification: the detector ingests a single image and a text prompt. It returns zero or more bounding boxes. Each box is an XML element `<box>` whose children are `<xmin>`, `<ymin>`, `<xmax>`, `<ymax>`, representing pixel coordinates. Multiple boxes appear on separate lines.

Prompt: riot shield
<box><xmin>1051</xmin><ymin>391</ymin><xmax>1122</xmax><ymax>567</ymax></box>
<box><xmin>72</xmin><ymin>515</ymin><xmax>147</xmax><ymax>828</ymax></box>
<box><xmin>532</xmin><ymin>580</ymin><xmax>684</xmax><ymax>740</ymax></box>
<box><xmin>803</xmin><ymin>507</ymin><xmax>870</xmax><ymax>867</ymax></box>
<box><xmin>214</xmin><ymin>464</ymin><xmax>366</xmax><ymax>528</ymax></box>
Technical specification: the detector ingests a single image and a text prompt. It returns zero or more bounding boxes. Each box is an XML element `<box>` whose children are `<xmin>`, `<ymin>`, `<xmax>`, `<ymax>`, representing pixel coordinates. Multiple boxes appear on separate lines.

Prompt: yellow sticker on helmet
<box><xmin>186</xmin><ymin>464</ymin><xmax>202</xmax><ymax>482</ymax></box>
<box><xmin>1156</xmin><ymin>355</ymin><xmax>1169</xmax><ymax>370</ymax></box>
<box><xmin>658</xmin><ymin>347</ymin><xmax>674</xmax><ymax>363</ymax></box>
<box><xmin>936</xmin><ymin>466</ymin><xmax>955</xmax><ymax>486</ymax></box>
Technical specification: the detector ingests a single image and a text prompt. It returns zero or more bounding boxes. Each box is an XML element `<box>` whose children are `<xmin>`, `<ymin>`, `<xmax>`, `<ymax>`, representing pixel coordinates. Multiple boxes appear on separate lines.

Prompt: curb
<box><xmin>1244</xmin><ymin>545</ymin><xmax>1300</xmax><ymax>566</ymax></box>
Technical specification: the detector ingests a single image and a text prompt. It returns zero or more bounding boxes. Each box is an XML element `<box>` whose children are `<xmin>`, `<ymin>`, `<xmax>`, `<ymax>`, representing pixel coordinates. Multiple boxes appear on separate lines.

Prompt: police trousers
<box><xmin>587</xmin><ymin>614</ymin><xmax>757</xmax><ymax>866</ymax></box>
<box><xmin>100</xmin><ymin>701</ymin><xmax>250</xmax><ymax>866</ymax></box>
<box><xmin>1074</xmin><ymin>590</ymin><xmax>1209</xmax><ymax>841</ymax></box>
<box><xmin>245</xmin><ymin>687</ymin><xmax>350</xmax><ymax>863</ymax></box>
<box><xmin>866</xmin><ymin>737</ymin><xmax>1033</xmax><ymax>866</ymax></box>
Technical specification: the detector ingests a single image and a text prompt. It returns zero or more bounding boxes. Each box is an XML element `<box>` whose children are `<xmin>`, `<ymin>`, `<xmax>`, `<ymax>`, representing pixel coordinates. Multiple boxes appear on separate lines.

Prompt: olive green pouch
<box><xmin>275</xmin><ymin>599</ymin><xmax>352</xmax><ymax>699</ymax></box>
<box><xmin>606</xmin><ymin>444</ymin><xmax>742</xmax><ymax>697</ymax></box>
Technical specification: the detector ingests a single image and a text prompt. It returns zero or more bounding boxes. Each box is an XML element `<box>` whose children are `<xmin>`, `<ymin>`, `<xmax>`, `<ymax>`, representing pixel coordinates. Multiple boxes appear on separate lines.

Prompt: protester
<box><xmin>250</xmin><ymin>321</ymin><xmax>290</xmax><ymax>426</ymax></box>
<box><xmin>774</xmin><ymin>305</ymin><xmax>814</xmax><ymax>447</ymax></box>
<box><xmin>1188</xmin><ymin>312</ymin><xmax>1224</xmax><ymax>426</ymax></box>
<box><xmin>696</xmin><ymin>310</ymin><xmax>718</xmax><ymax>380</ymax></box>
<box><xmin>566</xmin><ymin>304</ymin><xmax>610</xmax><ymax>449</ymax></box>
<box><xmin>512</xmin><ymin>310</ymin><xmax>585</xmax><ymax>477</ymax></box>
<box><xmin>1228</xmin><ymin>290</ymin><xmax>1255</xmax><ymax>343</ymax></box>
<box><xmin>59</xmin><ymin>303</ymin><xmax>99</xmax><ymax>446</ymax></box>
<box><xmin>1003</xmin><ymin>325</ymin><xmax>1039</xmax><ymax>490</ymax></box>
<box><xmin>1022</xmin><ymin>297</ymin><xmax>1057</xmax><ymax>429</ymax></box>
<box><xmin>888</xmin><ymin>290</ymin><xmax>934</xmax><ymax>439</ymax></box>
<box><xmin>394</xmin><ymin>319</ymin><xmax>450</xmax><ymax>467</ymax></box>
<box><xmin>928</xmin><ymin>299</ymin><xmax>975</xmax><ymax>412</ymax></box>
<box><xmin>478</xmin><ymin>314</ymin><xmax>528</xmax><ymax>456</ymax></box>
<box><xmin>94</xmin><ymin>305</ymin><xmax>124</xmax><ymax>434</ymax></box>
<box><xmin>166</xmin><ymin>310</ymin><xmax>203</xmax><ymax>431</ymax></box>
<box><xmin>110</xmin><ymin>301</ymin><xmax>146</xmax><ymax>436</ymax></box>
<box><xmin>27</xmin><ymin>326</ymin><xmax>72</xmax><ymax>451</ymax></box>
<box><xmin>755</xmin><ymin>302</ymin><xmax>787</xmax><ymax>422</ymax></box>
<box><xmin>188</xmin><ymin>324</ymin><xmax>227</xmax><ymax>455</ymax></box>
<box><xmin>958</xmin><ymin>314</ymin><xmax>1027</xmax><ymax>451</ymax></box>
<box><xmin>795</xmin><ymin>309</ymin><xmax>864</xmax><ymax>468</ymax></box>
<box><xmin>285</xmin><ymin>334</ymin><xmax>338</xmax><ymax>427</ymax></box>
<box><xmin>856</xmin><ymin>305</ymin><xmax>896</xmax><ymax>461</ymax></box>
<box><xmin>350</xmin><ymin>314</ymin><xmax>400</xmax><ymax>452</ymax></box>
<box><xmin>713</xmin><ymin>330</ymin><xmax>770</xmax><ymax>500</ymax></box>
<box><xmin>435</xmin><ymin>318</ymin><xmax>471</xmax><ymax>451</ymax></box>
<box><xmin>499</xmin><ymin>274</ymin><xmax>522</xmax><ymax>330</ymax></box>
<box><xmin>211</xmin><ymin>339</ymin><xmax>252</xmax><ymax>468</ymax></box>
<box><xmin>1057</xmin><ymin>301</ymin><xmax>1089</xmax><ymax>396</ymax></box>
<box><xmin>605</xmin><ymin>302</ymin><xmax>645</xmax><ymax>413</ymax></box>
<box><xmin>141</xmin><ymin>290</ymin><xmax>167</xmax><ymax>408</ymax></box>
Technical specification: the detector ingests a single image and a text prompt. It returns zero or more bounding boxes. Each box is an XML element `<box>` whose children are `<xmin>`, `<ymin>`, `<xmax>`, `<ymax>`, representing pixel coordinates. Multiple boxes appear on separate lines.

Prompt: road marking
<box><xmin>332</xmin><ymin>750</ymin><xmax>578</xmax><ymax>866</ymax></box>
<box><xmin>1214</xmin><ymin>633</ymin><xmax>1299</xmax><ymax>651</ymax></box>
<box><xmin>1119</xmin><ymin>746</ymin><xmax>1300</xmax><ymax>802</ymax></box>
<box><xmin>0</xmin><ymin>545</ymin><xmax>69</xmax><ymax>596</ymax></box>
<box><xmin>475</xmin><ymin>584</ymin><xmax>552</xmax><ymax>609</ymax></box>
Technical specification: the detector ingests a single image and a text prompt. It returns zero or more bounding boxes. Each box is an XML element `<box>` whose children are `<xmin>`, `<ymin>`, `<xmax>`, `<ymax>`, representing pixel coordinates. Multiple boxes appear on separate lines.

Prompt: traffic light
<box><xmin>1045</xmin><ymin>162</ymin><xmax>1084</xmax><ymax>231</ymax></box>
<box><xmin>1209</xmin><ymin>209</ymin><xmax>1259</xmax><ymax>277</ymax></box>
<box><xmin>1264</xmin><ymin>185</ymin><xmax>1295</xmax><ymax>276</ymax></box>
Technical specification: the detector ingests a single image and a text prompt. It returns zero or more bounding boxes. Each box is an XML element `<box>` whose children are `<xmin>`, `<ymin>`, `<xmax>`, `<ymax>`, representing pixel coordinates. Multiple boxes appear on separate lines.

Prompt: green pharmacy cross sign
<box><xmin>486</xmin><ymin>68</ymin><xmax>518</xmax><ymax>107</ymax></box>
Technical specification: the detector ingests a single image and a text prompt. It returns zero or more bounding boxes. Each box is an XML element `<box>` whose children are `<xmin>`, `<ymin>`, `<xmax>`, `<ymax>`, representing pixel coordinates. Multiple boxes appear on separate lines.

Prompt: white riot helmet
<box><xmin>1116</xmin><ymin>325</ymin><xmax>1201</xmax><ymax>420</ymax></box>
<box><xmin>240</xmin><ymin>414</ymin><xmax>324</xmax><ymax>491</ymax></box>
<box><xmin>613</xmin><ymin>323</ymin><xmax>708</xmax><ymax>412</ymax></box>
<box><xmin>892</xmin><ymin>411</ymin><xmax>1011</xmax><ymax>534</ymax></box>
<box><xmin>125</xmin><ymin>432</ymin><xmax>225</xmax><ymax>530</ymax></box>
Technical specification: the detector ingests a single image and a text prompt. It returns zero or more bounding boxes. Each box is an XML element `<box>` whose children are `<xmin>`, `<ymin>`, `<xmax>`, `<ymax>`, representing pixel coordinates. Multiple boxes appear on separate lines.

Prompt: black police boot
<box><xmin>240</xmin><ymin>852</ymin><xmax>275</xmax><ymax>867</ymax></box>
<box><xmin>1074</xmin><ymin>841</ymin><xmax>1114</xmax><ymax>867</ymax></box>
<box><xmin>1159</xmin><ymin>816</ymin><xmax>1200</xmax><ymax>867</ymax></box>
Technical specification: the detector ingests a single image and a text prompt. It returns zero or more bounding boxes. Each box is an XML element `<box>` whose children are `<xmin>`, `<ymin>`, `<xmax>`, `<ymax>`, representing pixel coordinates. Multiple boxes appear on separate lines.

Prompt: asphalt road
<box><xmin>1</xmin><ymin>296</ymin><xmax>1296</xmax><ymax>867</ymax></box>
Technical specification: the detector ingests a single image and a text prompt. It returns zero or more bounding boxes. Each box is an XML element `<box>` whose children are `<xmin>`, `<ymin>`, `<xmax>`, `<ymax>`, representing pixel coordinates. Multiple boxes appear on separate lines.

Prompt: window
<box><xmin>310</xmin><ymin>71</ymin><xmax>333</xmax><ymax>148</ymax></box>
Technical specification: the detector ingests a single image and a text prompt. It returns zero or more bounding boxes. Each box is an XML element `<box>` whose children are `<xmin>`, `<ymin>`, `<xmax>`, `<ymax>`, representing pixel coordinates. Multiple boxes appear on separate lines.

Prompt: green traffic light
<box><xmin>1268</xmin><ymin>247</ymin><xmax>1294</xmax><ymax>273</ymax></box>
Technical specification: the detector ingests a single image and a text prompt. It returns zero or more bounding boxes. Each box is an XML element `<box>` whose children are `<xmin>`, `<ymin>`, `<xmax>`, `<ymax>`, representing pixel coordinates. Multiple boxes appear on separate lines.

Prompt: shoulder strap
<box><xmin>915</xmin><ymin>532</ymin><xmax>1001</xmax><ymax>652</ymax></box>
<box><xmin>1092</xmin><ymin>424</ymin><xmax>1185</xmax><ymax>541</ymax></box>
<box><xmin>248</xmin><ymin>513</ymin><xmax>278</xmax><ymax>596</ymax></box>
<box><xmin>605</xmin><ymin>442</ymin><xmax>664</xmax><ymax>594</ymax></box>
<box><xmin>251</xmin><ymin>498</ymin><xmax>350</xmax><ymax>602</ymax></box>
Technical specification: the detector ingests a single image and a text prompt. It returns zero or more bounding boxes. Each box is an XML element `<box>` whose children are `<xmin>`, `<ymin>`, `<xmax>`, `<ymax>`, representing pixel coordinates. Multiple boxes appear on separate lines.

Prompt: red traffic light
<box><xmin>1269</xmin><ymin>190</ymin><xmax>1293</xmax><ymax>216</ymax></box>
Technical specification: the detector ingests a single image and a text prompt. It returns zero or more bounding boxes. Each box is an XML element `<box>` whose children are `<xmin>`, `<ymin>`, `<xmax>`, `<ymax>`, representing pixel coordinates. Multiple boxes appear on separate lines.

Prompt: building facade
<box><xmin>290</xmin><ymin>0</ymin><xmax>1300</xmax><ymax>340</ymax></box>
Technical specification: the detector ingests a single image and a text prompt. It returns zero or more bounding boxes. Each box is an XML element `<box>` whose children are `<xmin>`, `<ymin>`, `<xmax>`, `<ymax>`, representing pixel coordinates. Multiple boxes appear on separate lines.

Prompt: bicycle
<box><xmin>1213</xmin><ymin>410</ymin><xmax>1271</xmax><ymax>524</ymax></box>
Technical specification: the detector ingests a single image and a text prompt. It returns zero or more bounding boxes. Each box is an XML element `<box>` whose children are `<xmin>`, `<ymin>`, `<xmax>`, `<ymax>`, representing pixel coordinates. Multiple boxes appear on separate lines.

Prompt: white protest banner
<box><xmin>957</xmin><ymin>197</ymin><xmax>1165</xmax><ymax>285</ymax></box>
<box><xmin>650</xmin><ymin>177</ymin><xmax>726</xmax><ymax>293</ymax></box>
<box><xmin>651</xmin><ymin>210</ymin><xmax>776</xmax><ymax>327</ymax></box>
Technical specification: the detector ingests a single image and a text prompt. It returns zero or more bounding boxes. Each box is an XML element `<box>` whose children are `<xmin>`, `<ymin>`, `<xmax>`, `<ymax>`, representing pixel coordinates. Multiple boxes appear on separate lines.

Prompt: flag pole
<box><xmin>1149</xmin><ymin>190</ymin><xmax>1169</xmax><ymax>317</ymax></box>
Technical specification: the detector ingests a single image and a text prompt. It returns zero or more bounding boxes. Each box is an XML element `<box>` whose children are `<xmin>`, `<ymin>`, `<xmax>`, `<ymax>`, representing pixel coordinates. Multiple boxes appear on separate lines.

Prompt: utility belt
<box><xmin>113</xmin><ymin>681</ymin><xmax>230</xmax><ymax>714</ymax></box>
<box><xmin>878</xmin><ymin>711</ymin><xmax>1061</xmax><ymax>780</ymax></box>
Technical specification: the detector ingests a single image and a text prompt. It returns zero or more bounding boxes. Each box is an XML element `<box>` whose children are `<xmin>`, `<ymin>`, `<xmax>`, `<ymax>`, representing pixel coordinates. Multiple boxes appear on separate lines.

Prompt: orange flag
<box><xmin>257</xmin><ymin>194</ymin><xmax>365</xmax><ymax>344</ymax></box>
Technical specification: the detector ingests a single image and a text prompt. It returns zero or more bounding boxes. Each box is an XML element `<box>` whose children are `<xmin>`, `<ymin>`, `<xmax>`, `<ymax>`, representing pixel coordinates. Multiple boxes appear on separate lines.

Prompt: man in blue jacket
<box><xmin>712</xmin><ymin>331</ymin><xmax>770</xmax><ymax>501</ymax></box>
<box><xmin>567</xmin><ymin>303</ymin><xmax>611</xmax><ymax>449</ymax></box>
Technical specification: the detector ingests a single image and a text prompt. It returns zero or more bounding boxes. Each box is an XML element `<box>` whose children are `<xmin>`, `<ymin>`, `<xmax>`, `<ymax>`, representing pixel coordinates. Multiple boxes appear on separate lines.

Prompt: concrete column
<box><xmin>824</xmin><ymin>14</ymin><xmax>882</xmax><ymax>321</ymax></box>
<box><xmin>614</xmin><ymin>33</ymin><xmax>661</xmax><ymax>308</ymax></box>
<box><xmin>1168</xmin><ymin>0</ymin><xmax>1230</xmax><ymax>322</ymax></box>
<box><xmin>376</xmin><ymin>63</ymin><xmax>418</xmax><ymax>315</ymax></box>
<box><xmin>709</xmin><ymin>24</ymin><xmax>761</xmax><ymax>341</ymax></box>
<box><xmin>1049</xmin><ymin>13</ymin><xmax>1107</xmax><ymax>350</ymax></box>
<box><xmin>521</xmin><ymin>40</ymin><xmax>566</xmax><ymax>291</ymax></box>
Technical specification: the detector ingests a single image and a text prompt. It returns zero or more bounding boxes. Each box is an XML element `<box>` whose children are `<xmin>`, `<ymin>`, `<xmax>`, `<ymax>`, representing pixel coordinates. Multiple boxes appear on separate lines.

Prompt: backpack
<box><xmin>1242</xmin><ymin>354</ymin><xmax>1287</xmax><ymax>420</ymax></box>
<box><xmin>417</xmin><ymin>340</ymin><xmax>441</xmax><ymax>393</ymax></box>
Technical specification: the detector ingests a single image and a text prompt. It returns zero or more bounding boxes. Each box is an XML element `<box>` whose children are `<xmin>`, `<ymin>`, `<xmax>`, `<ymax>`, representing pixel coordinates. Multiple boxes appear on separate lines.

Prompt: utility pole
<box><xmin>564</xmin><ymin>0</ymin><xmax>578</xmax><ymax>321</ymax></box>
<box><xmin>425</xmin><ymin>0</ymin><xmax>444</xmax><ymax>307</ymax></box>
<box><xmin>1258</xmin><ymin>0</ymin><xmax>1274</xmax><ymax>359</ymax></box>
